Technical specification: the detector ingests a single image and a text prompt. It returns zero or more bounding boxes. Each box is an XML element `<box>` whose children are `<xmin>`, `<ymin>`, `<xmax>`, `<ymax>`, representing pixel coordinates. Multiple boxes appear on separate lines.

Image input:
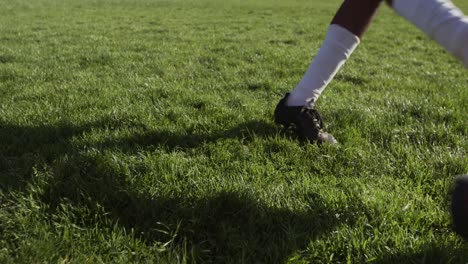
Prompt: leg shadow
<box><xmin>93</xmin><ymin>119</ymin><xmax>282</xmax><ymax>152</ymax></box>
<box><xmin>0</xmin><ymin>118</ymin><xmax>280</xmax><ymax>190</ymax></box>
<box><xmin>40</xmin><ymin>152</ymin><xmax>361</xmax><ymax>263</ymax></box>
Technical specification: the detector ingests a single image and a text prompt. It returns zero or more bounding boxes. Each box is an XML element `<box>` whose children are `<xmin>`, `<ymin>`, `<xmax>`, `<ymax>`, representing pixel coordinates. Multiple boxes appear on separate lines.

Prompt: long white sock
<box><xmin>287</xmin><ymin>24</ymin><xmax>360</xmax><ymax>107</ymax></box>
<box><xmin>392</xmin><ymin>0</ymin><xmax>468</xmax><ymax>68</ymax></box>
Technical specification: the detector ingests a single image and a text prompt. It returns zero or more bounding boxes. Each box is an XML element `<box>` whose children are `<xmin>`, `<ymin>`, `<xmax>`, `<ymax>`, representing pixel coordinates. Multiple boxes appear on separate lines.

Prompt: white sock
<box><xmin>392</xmin><ymin>0</ymin><xmax>468</xmax><ymax>68</ymax></box>
<box><xmin>287</xmin><ymin>24</ymin><xmax>360</xmax><ymax>107</ymax></box>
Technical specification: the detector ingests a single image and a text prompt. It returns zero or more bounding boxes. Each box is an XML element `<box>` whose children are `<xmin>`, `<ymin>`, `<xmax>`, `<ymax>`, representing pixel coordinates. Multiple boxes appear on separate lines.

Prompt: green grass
<box><xmin>1</xmin><ymin>0</ymin><xmax>467</xmax><ymax>263</ymax></box>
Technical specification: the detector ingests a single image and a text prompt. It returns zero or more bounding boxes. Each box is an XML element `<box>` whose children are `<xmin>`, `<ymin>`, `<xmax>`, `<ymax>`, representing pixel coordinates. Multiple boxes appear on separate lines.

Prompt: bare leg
<box><xmin>331</xmin><ymin>0</ymin><xmax>383</xmax><ymax>38</ymax></box>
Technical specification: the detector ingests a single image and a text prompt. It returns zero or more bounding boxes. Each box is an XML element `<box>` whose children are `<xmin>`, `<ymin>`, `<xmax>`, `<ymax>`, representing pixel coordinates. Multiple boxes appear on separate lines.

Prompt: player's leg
<box><xmin>286</xmin><ymin>0</ymin><xmax>383</xmax><ymax>108</ymax></box>
<box><xmin>389</xmin><ymin>0</ymin><xmax>468</xmax><ymax>68</ymax></box>
<box><xmin>275</xmin><ymin>0</ymin><xmax>384</xmax><ymax>144</ymax></box>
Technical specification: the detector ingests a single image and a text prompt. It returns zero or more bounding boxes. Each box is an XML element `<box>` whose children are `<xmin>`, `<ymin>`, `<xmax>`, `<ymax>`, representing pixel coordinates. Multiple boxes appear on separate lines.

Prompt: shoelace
<box><xmin>300</xmin><ymin>108</ymin><xmax>324</xmax><ymax>129</ymax></box>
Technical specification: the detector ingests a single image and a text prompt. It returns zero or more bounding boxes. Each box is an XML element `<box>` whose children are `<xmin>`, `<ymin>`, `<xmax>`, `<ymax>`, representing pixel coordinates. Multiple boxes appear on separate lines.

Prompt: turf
<box><xmin>0</xmin><ymin>0</ymin><xmax>467</xmax><ymax>263</ymax></box>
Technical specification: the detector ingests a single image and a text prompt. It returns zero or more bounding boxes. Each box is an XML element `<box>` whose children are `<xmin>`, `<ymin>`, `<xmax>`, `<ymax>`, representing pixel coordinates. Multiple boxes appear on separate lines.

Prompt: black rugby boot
<box><xmin>274</xmin><ymin>93</ymin><xmax>337</xmax><ymax>144</ymax></box>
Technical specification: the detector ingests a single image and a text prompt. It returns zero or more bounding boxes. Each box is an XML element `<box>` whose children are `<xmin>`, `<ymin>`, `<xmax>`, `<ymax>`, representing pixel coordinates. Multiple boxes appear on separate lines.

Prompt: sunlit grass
<box><xmin>0</xmin><ymin>0</ymin><xmax>467</xmax><ymax>263</ymax></box>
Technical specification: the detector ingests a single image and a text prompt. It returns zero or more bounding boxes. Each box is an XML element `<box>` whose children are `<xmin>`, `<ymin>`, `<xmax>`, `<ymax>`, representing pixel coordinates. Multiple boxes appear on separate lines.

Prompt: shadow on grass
<box><xmin>0</xmin><ymin>118</ymin><xmax>348</xmax><ymax>262</ymax></box>
<box><xmin>95</xmin><ymin>118</ymin><xmax>283</xmax><ymax>152</ymax></box>
<box><xmin>40</xmin><ymin>152</ymin><xmax>359</xmax><ymax>263</ymax></box>
<box><xmin>0</xmin><ymin>118</ymin><xmax>280</xmax><ymax>190</ymax></box>
<box><xmin>1</xmin><ymin>118</ymin><xmax>464</xmax><ymax>262</ymax></box>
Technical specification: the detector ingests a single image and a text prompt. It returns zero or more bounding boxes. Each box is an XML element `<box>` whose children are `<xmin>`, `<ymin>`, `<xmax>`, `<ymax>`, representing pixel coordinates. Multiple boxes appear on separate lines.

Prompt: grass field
<box><xmin>1</xmin><ymin>0</ymin><xmax>467</xmax><ymax>263</ymax></box>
